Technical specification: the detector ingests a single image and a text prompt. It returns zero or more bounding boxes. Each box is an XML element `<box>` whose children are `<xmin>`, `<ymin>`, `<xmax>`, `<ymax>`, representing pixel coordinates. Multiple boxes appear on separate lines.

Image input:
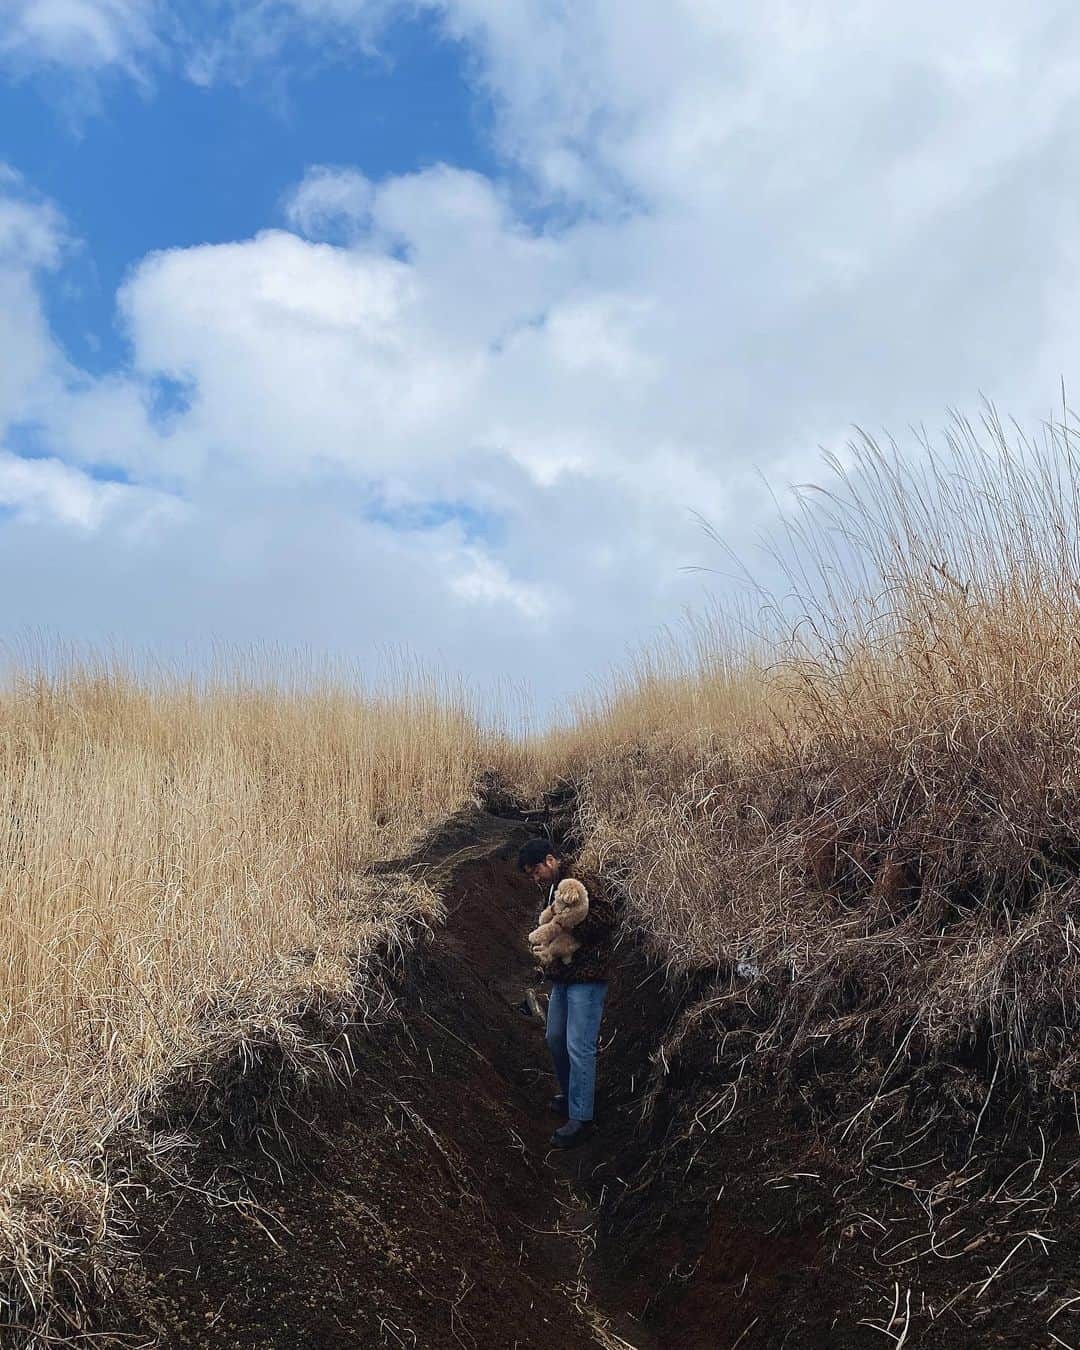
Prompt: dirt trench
<box><xmin>109</xmin><ymin>812</ymin><xmax>661</xmax><ymax>1350</ymax></box>
<box><xmin>101</xmin><ymin>810</ymin><xmax>1068</xmax><ymax>1350</ymax></box>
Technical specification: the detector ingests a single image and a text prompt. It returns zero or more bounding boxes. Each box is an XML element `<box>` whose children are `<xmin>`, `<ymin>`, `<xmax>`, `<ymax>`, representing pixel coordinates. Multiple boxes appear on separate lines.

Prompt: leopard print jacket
<box><xmin>538</xmin><ymin>862</ymin><xmax>617</xmax><ymax>984</ymax></box>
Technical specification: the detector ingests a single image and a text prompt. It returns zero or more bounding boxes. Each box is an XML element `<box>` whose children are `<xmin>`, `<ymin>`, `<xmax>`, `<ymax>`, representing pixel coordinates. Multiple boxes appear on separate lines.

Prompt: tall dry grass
<box><xmin>566</xmin><ymin>410</ymin><xmax>1080</xmax><ymax>1098</ymax></box>
<box><xmin>0</xmin><ymin>657</ymin><xmax>493</xmax><ymax>1187</ymax></box>
<box><xmin>555</xmin><ymin>413</ymin><xmax>1080</xmax><ymax>1345</ymax></box>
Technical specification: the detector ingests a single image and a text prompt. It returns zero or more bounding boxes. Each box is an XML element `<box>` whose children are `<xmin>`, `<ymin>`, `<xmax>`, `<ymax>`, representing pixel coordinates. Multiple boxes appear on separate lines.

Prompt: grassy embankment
<box><xmin>562</xmin><ymin>416</ymin><xmax>1080</xmax><ymax>1098</ymax></box>
<box><xmin>0</xmin><ymin>659</ymin><xmax>516</xmax><ymax>1330</ymax></box>
<box><xmin>545</xmin><ymin>416</ymin><xmax>1080</xmax><ymax>1338</ymax></box>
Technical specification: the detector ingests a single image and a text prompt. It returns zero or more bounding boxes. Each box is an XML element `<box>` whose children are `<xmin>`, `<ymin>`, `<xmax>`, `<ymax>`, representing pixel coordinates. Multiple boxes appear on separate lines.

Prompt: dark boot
<box><xmin>550</xmin><ymin>1093</ymin><xmax>568</xmax><ymax>1116</ymax></box>
<box><xmin>551</xmin><ymin>1119</ymin><xmax>595</xmax><ymax>1149</ymax></box>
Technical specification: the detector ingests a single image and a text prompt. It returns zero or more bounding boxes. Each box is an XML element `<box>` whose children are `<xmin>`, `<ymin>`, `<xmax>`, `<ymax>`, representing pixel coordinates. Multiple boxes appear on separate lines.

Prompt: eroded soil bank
<box><xmin>102</xmin><ymin>811</ymin><xmax>651</xmax><ymax>1349</ymax></box>
<box><xmin>90</xmin><ymin>809</ymin><xmax>1079</xmax><ymax>1349</ymax></box>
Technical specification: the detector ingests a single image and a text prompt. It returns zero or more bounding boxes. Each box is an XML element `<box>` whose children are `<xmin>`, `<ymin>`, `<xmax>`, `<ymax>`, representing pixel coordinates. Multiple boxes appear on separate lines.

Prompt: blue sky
<box><xmin>0</xmin><ymin>3</ymin><xmax>1078</xmax><ymax>713</ymax></box>
<box><xmin>2</xmin><ymin>11</ymin><xmax>495</xmax><ymax>372</ymax></box>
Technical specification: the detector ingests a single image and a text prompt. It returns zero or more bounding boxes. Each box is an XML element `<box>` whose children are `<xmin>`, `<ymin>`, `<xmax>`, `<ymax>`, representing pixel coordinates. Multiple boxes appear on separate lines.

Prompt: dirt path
<box><xmin>115</xmin><ymin>811</ymin><xmax>656</xmax><ymax>1349</ymax></box>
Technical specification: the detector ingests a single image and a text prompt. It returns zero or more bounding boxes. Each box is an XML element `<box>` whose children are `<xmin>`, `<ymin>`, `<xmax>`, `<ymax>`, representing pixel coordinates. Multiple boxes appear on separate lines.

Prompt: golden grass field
<box><xmin>3</xmin><ymin>411</ymin><xmax>1080</xmax><ymax>1333</ymax></box>
<box><xmin>0</xmin><ymin>663</ymin><xmax>497</xmax><ymax>1190</ymax></box>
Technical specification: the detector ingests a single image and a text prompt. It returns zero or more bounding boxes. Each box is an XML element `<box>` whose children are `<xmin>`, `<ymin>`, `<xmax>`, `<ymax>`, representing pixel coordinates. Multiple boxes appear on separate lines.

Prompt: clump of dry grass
<box><xmin>561</xmin><ymin>411</ymin><xmax>1080</xmax><ymax>1339</ymax></box>
<box><xmin>0</xmin><ymin>1160</ymin><xmax>133</xmax><ymax>1350</ymax></box>
<box><xmin>136</xmin><ymin>867</ymin><xmax>443</xmax><ymax>1154</ymax></box>
<box><xmin>0</xmin><ymin>655</ymin><xmax>493</xmax><ymax>1337</ymax></box>
<box><xmin>568</xmin><ymin>410</ymin><xmax>1080</xmax><ymax>1100</ymax></box>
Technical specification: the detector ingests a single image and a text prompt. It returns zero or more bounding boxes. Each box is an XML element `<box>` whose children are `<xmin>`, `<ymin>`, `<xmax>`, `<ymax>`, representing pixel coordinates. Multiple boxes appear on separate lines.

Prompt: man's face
<box><xmin>524</xmin><ymin>854</ymin><xmax>560</xmax><ymax>888</ymax></box>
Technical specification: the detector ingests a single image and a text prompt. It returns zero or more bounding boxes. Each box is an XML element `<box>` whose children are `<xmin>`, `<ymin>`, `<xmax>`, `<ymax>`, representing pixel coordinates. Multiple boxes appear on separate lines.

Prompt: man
<box><xmin>518</xmin><ymin>838</ymin><xmax>617</xmax><ymax>1150</ymax></box>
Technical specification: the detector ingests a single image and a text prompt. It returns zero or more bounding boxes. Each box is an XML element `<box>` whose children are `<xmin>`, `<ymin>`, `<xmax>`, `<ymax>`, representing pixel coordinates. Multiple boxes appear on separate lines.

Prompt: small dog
<box><xmin>528</xmin><ymin>878</ymin><xmax>589</xmax><ymax>967</ymax></box>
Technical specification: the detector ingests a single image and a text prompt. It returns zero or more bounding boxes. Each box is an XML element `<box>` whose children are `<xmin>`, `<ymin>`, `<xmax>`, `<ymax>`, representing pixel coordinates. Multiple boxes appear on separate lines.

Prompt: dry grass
<box><xmin>0</xmin><ymin>658</ymin><xmax>493</xmax><ymax>1181</ymax></box>
<box><xmin>0</xmin><ymin>656</ymin><xmax>500</xmax><ymax>1340</ymax></box>
<box><xmin>559</xmin><ymin>408</ymin><xmax>1080</xmax><ymax>1339</ymax></box>
<box><xmin>564</xmin><ymin>409</ymin><xmax>1080</xmax><ymax>1095</ymax></box>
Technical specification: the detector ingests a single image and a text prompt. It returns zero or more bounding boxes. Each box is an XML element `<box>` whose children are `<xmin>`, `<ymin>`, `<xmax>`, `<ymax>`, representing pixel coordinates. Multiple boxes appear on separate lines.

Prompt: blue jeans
<box><xmin>545</xmin><ymin>981</ymin><xmax>608</xmax><ymax>1122</ymax></box>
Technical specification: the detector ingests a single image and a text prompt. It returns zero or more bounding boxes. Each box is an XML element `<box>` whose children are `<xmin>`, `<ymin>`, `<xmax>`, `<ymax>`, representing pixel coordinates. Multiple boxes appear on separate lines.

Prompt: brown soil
<box><xmin>590</xmin><ymin>917</ymin><xmax>1080</xmax><ymax>1349</ymax></box>
<box><xmin>104</xmin><ymin>812</ymin><xmax>655</xmax><ymax>1350</ymax></box>
<box><xmin>79</xmin><ymin>809</ymin><xmax>1080</xmax><ymax>1349</ymax></box>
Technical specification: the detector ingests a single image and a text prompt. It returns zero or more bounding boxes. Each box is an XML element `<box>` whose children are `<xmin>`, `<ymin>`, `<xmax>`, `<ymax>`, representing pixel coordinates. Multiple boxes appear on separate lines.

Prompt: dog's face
<box><xmin>553</xmin><ymin>878</ymin><xmax>588</xmax><ymax>921</ymax></box>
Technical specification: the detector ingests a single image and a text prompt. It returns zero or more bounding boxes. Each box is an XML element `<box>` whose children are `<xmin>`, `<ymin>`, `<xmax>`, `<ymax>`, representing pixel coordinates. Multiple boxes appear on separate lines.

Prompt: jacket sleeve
<box><xmin>573</xmin><ymin>896</ymin><xmax>616</xmax><ymax>948</ymax></box>
<box><xmin>566</xmin><ymin>872</ymin><xmax>616</xmax><ymax>951</ymax></box>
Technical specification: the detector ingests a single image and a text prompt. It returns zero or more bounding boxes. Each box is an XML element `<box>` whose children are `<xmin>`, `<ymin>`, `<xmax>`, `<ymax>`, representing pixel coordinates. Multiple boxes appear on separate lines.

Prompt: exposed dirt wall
<box><xmin>27</xmin><ymin>807</ymin><xmax>1079</xmax><ymax>1350</ymax></box>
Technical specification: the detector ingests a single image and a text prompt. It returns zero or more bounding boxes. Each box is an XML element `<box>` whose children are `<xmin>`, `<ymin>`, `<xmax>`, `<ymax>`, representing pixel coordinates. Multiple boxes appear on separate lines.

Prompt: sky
<box><xmin>2</xmin><ymin>2</ymin><xmax>1080</xmax><ymax>715</ymax></box>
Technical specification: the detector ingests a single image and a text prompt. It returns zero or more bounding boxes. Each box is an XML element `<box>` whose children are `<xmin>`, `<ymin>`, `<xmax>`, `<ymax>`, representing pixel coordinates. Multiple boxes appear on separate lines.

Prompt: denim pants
<box><xmin>545</xmin><ymin>980</ymin><xmax>608</xmax><ymax>1122</ymax></box>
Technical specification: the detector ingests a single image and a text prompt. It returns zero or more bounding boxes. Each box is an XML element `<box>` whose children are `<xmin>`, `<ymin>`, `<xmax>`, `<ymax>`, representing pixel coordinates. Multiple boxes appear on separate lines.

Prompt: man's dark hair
<box><xmin>518</xmin><ymin>837</ymin><xmax>557</xmax><ymax>872</ymax></box>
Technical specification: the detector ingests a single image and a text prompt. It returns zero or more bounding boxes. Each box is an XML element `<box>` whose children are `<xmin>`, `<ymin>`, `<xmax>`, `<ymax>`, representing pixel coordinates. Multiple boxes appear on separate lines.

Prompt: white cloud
<box><xmin>0</xmin><ymin>169</ymin><xmax>182</xmax><ymax>552</ymax></box>
<box><xmin>446</xmin><ymin>548</ymin><xmax>551</xmax><ymax>619</ymax></box>
<box><xmin>285</xmin><ymin>166</ymin><xmax>374</xmax><ymax>241</ymax></box>
<box><xmin>0</xmin><ymin>0</ymin><xmax>389</xmax><ymax>86</ymax></box>
<box><xmin>6</xmin><ymin>5</ymin><xmax>1080</xmax><ymax>708</ymax></box>
<box><xmin>428</xmin><ymin>2</ymin><xmax>1080</xmax><ymax>216</ymax></box>
<box><xmin>116</xmin><ymin>225</ymin><xmax>478</xmax><ymax>482</ymax></box>
<box><xmin>0</xmin><ymin>450</ymin><xmax>176</xmax><ymax>530</ymax></box>
<box><xmin>0</xmin><ymin>0</ymin><xmax>157</xmax><ymax>74</ymax></box>
<box><xmin>0</xmin><ymin>167</ymin><xmax>67</xmax><ymax>268</ymax></box>
<box><xmin>181</xmin><ymin>0</ymin><xmax>393</xmax><ymax>86</ymax></box>
<box><xmin>0</xmin><ymin>169</ymin><xmax>68</xmax><ymax>431</ymax></box>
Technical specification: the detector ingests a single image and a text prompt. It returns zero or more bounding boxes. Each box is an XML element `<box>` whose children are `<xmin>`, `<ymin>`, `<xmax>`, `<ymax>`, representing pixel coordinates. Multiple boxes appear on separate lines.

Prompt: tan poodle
<box><xmin>528</xmin><ymin>878</ymin><xmax>589</xmax><ymax>967</ymax></box>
